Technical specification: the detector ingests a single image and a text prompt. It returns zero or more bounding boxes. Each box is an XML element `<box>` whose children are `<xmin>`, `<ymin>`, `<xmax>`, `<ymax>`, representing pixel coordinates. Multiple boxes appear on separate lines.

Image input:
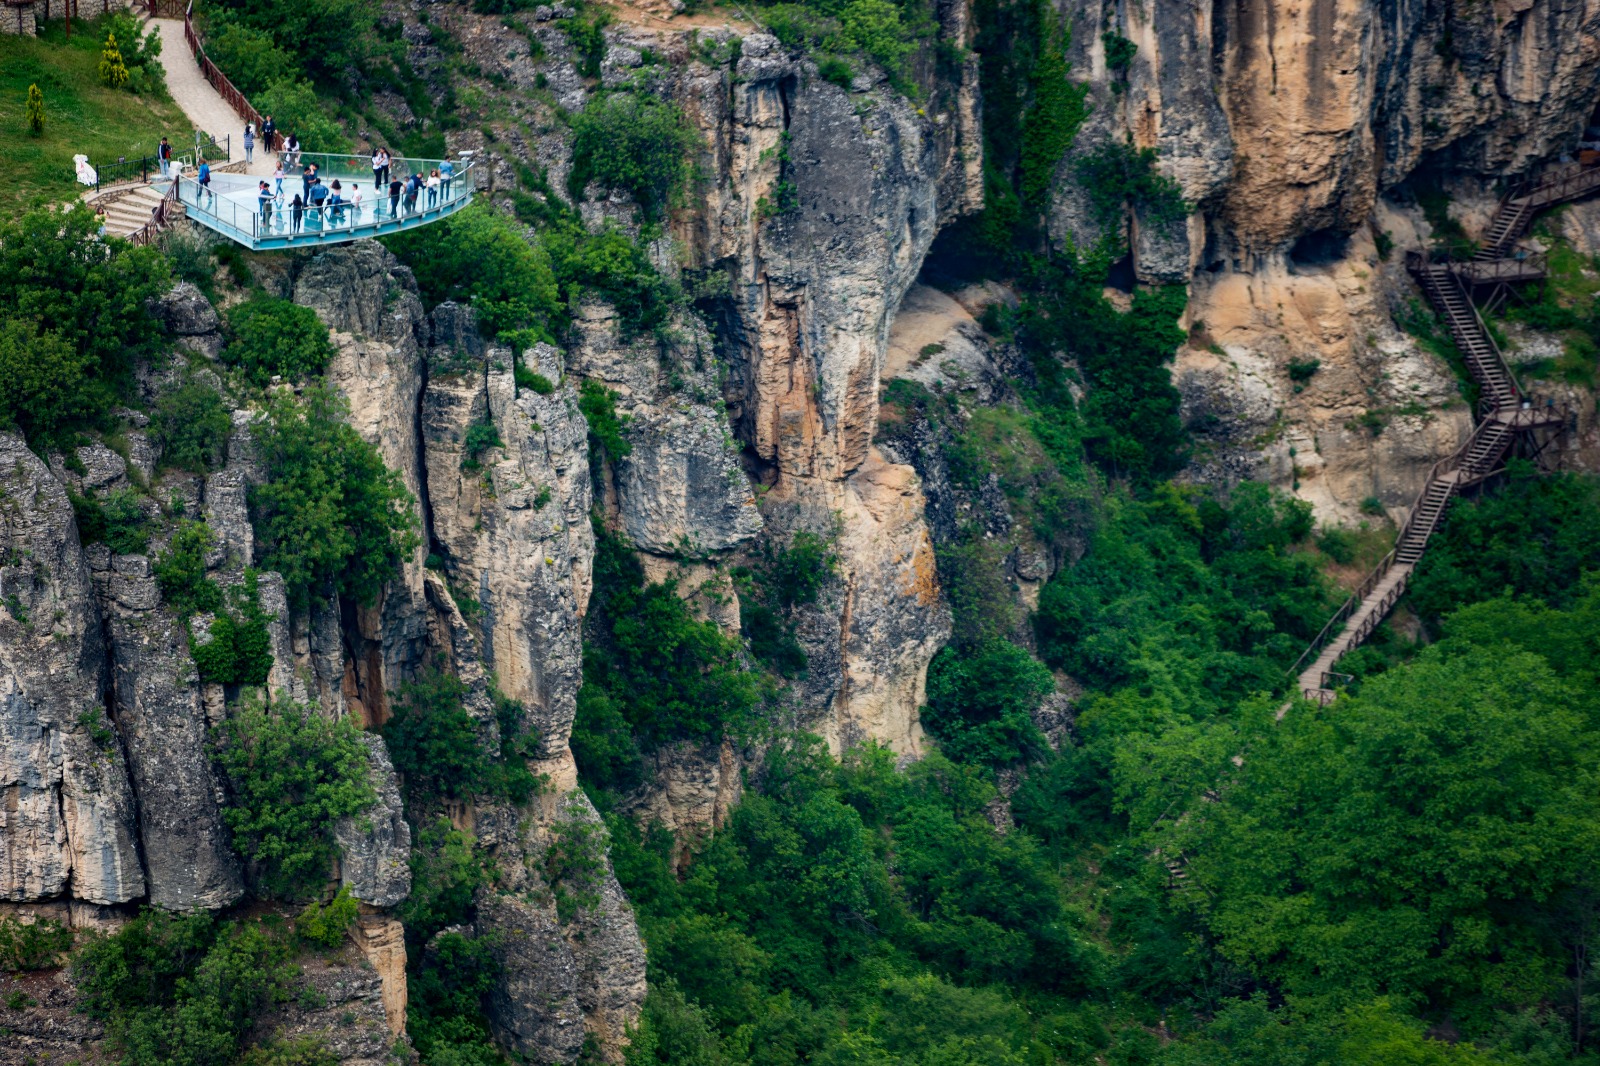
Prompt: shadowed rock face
<box><xmin>1051</xmin><ymin>0</ymin><xmax>1600</xmax><ymax>266</ymax></box>
<box><xmin>0</xmin><ymin>434</ymin><xmax>143</xmax><ymax>906</ymax></box>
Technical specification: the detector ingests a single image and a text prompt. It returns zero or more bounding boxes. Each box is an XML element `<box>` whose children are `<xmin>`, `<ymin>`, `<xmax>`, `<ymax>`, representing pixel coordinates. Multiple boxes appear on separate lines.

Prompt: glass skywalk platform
<box><xmin>170</xmin><ymin>152</ymin><xmax>475</xmax><ymax>250</ymax></box>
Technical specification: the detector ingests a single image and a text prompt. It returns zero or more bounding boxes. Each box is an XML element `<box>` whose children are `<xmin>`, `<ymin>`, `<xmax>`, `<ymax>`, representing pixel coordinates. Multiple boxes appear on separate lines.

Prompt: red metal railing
<box><xmin>178</xmin><ymin>1</ymin><xmax>283</xmax><ymax>153</ymax></box>
<box><xmin>126</xmin><ymin>177</ymin><xmax>184</xmax><ymax>247</ymax></box>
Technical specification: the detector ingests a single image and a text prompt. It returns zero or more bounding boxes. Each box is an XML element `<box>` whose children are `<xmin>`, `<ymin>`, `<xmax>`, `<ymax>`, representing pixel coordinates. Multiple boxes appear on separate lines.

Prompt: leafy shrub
<box><xmin>155</xmin><ymin>520</ymin><xmax>225</xmax><ymax>615</ymax></box>
<box><xmin>1287</xmin><ymin>357</ymin><xmax>1321</xmax><ymax>384</ymax></box>
<box><xmin>1034</xmin><ymin>482</ymin><xmax>1327</xmax><ymax>713</ymax></box>
<box><xmin>396</xmin><ymin>819</ymin><xmax>488</xmax><ymax>953</ymax></box>
<box><xmin>215</xmin><ymin>696</ymin><xmax>377</xmax><ymax>897</ymax></box>
<box><xmin>567</xmin><ymin>93</ymin><xmax>699</xmax><ymax>221</ymax></box>
<box><xmin>460</xmin><ymin>420</ymin><xmax>503</xmax><ymax>472</ymax></box>
<box><xmin>0</xmin><ymin>207</ymin><xmax>169</xmax><ymax>442</ymax></box>
<box><xmin>223</xmin><ymin>298</ymin><xmax>336</xmax><ymax>386</ymax></box>
<box><xmin>579</xmin><ymin>380</ymin><xmax>632</xmax><ymax>463</ymax></box>
<box><xmin>545</xmin><ymin>223</ymin><xmax>676</xmax><ymax>336</ymax></box>
<box><xmin>385</xmin><ymin>203</ymin><xmax>561</xmax><ymax>340</ymax></box>
<box><xmin>1315</xmin><ymin>526</ymin><xmax>1357</xmax><ymax>565</ymax></box>
<box><xmin>1101</xmin><ymin>31</ymin><xmax>1136</xmax><ymax>70</ymax></box>
<box><xmin>579</xmin><ymin>524</ymin><xmax>761</xmax><ymax>749</ymax></box>
<box><xmin>817</xmin><ymin>54</ymin><xmax>854</xmax><ymax>87</ymax></box>
<box><xmin>191</xmin><ymin>571</ymin><xmax>275</xmax><ymax>687</ymax></box>
<box><xmin>0</xmin><ymin>319</ymin><xmax>94</xmax><ymax>444</ymax></box>
<box><xmin>383</xmin><ymin>666</ymin><xmax>540</xmax><ymax>806</ymax></box>
<box><xmin>1073</xmin><ymin>138</ymin><xmax>1189</xmax><ymax>230</ymax></box>
<box><xmin>253</xmin><ymin>78</ymin><xmax>352</xmax><ymax>153</ymax></box>
<box><xmin>736</xmin><ymin>530</ymin><xmax>839</xmax><ymax>677</ymax></box>
<box><xmin>516</xmin><ymin>366</ymin><xmax>555</xmax><ymax>394</ymax></box>
<box><xmin>71</xmin><ymin>487</ymin><xmax>151</xmax><ymax>556</ymax></box>
<box><xmin>153</xmin><ymin>379</ymin><xmax>233</xmax><ymax>473</ymax></box>
<box><xmin>408</xmin><ymin>932</ymin><xmax>504</xmax><ymax>1066</ymax></box>
<box><xmin>0</xmin><ymin>916</ymin><xmax>73</xmax><ymax>971</ymax></box>
<box><xmin>74</xmin><ymin>909</ymin><xmax>296</xmax><ymax>1066</ymax></box>
<box><xmin>201</xmin><ymin>22</ymin><xmax>295</xmax><ymax>96</ymax></box>
<box><xmin>560</xmin><ymin>4</ymin><xmax>614</xmax><ymax>77</ymax></box>
<box><xmin>1409</xmin><ymin>466</ymin><xmax>1600</xmax><ymax>622</ymax></box>
<box><xmin>922</xmin><ymin>639</ymin><xmax>1052</xmax><ymax>766</ymax></box>
<box><xmin>296</xmin><ymin>885</ymin><xmax>359</xmax><ymax>950</ymax></box>
<box><xmin>250</xmin><ymin>384</ymin><xmax>418</xmax><ymax>611</ymax></box>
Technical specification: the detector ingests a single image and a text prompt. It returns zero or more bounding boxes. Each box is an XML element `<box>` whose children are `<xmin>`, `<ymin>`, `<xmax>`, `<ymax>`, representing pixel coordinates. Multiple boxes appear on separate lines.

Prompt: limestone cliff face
<box><xmin>0</xmin><ymin>435</ymin><xmax>143</xmax><ymax>907</ymax></box>
<box><xmin>1054</xmin><ymin>0</ymin><xmax>1600</xmax><ymax>266</ymax></box>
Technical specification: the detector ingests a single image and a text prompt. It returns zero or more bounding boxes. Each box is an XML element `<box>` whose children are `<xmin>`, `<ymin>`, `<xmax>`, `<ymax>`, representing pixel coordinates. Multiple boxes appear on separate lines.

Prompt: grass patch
<box><xmin>0</xmin><ymin>16</ymin><xmax>190</xmax><ymax>214</ymax></box>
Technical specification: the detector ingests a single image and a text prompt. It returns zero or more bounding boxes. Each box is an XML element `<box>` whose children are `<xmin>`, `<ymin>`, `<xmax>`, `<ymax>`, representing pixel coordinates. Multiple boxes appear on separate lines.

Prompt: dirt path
<box><xmin>149</xmin><ymin>17</ymin><xmax>273</xmax><ymax>177</ymax></box>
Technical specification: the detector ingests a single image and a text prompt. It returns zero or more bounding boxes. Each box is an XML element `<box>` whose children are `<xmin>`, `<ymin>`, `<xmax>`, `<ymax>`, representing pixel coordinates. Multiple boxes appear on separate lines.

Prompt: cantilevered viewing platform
<box><xmin>170</xmin><ymin>152</ymin><xmax>475</xmax><ymax>250</ymax></box>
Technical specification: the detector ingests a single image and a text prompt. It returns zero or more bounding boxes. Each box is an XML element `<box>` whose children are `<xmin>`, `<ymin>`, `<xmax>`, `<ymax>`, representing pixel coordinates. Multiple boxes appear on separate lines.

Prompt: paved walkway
<box><xmin>149</xmin><ymin>17</ymin><xmax>273</xmax><ymax>177</ymax></box>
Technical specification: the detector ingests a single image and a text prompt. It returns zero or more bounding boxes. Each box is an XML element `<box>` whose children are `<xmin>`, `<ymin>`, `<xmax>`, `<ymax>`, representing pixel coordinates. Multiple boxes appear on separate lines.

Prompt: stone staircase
<box><xmin>93</xmin><ymin>183</ymin><xmax>179</xmax><ymax>240</ymax></box>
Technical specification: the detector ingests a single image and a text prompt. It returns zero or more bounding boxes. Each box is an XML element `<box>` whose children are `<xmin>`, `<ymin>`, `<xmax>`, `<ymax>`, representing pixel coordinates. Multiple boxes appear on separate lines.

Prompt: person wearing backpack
<box><xmin>157</xmin><ymin>136</ymin><xmax>172</xmax><ymax>178</ymax></box>
<box><xmin>197</xmin><ymin>158</ymin><xmax>213</xmax><ymax>207</ymax></box>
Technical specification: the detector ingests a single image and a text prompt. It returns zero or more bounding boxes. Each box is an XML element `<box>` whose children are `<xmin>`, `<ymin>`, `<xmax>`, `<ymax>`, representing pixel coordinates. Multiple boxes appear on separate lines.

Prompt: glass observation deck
<box><xmin>169</xmin><ymin>152</ymin><xmax>476</xmax><ymax>250</ymax></box>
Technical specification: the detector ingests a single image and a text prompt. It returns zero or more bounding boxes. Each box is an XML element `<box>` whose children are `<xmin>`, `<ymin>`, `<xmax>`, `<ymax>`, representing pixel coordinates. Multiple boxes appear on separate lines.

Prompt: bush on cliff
<box><xmin>215</xmin><ymin>696</ymin><xmax>377</xmax><ymax>898</ymax></box>
<box><xmin>250</xmin><ymin>383</ymin><xmax>417</xmax><ymax>612</ymax></box>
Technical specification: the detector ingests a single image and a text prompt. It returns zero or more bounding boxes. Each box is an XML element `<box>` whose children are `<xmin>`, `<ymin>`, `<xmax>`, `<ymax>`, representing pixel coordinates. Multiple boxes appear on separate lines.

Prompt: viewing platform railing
<box><xmin>171</xmin><ymin>154</ymin><xmax>475</xmax><ymax>249</ymax></box>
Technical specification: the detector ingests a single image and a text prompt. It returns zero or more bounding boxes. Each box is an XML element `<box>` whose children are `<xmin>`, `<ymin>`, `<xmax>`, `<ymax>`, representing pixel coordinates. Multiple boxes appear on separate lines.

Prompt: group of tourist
<box><xmin>247</xmin><ymin>156</ymin><xmax>456</xmax><ymax>235</ymax></box>
<box><xmin>165</xmin><ymin>112</ymin><xmax>460</xmax><ymax>237</ymax></box>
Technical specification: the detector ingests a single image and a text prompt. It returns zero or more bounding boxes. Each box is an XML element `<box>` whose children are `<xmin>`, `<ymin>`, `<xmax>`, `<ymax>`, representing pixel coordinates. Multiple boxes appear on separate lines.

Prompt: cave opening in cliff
<box><xmin>1289</xmin><ymin>227</ymin><xmax>1352</xmax><ymax>269</ymax></box>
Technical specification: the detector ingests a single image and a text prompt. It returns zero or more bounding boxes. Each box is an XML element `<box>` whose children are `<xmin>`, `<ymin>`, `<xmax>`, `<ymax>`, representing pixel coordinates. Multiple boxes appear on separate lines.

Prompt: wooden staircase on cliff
<box><xmin>1286</xmin><ymin>163</ymin><xmax>1591</xmax><ymax>706</ymax></box>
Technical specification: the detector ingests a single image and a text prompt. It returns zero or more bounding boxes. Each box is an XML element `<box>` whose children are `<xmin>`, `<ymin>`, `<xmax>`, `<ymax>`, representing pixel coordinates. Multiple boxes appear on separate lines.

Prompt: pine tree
<box><xmin>99</xmin><ymin>33</ymin><xmax>129</xmax><ymax>89</ymax></box>
<box><xmin>25</xmin><ymin>84</ymin><xmax>43</xmax><ymax>136</ymax></box>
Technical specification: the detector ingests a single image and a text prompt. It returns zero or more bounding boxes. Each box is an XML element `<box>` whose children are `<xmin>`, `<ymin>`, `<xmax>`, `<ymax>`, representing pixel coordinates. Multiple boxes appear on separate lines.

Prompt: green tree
<box><xmin>0</xmin><ymin>206</ymin><xmax>170</xmax><ymax>432</ymax></box>
<box><xmin>384</xmin><ymin>203</ymin><xmax>561</xmax><ymax>339</ymax></box>
<box><xmin>152</xmin><ymin>378</ymin><xmax>233</xmax><ymax>473</ymax></box>
<box><xmin>202</xmin><ymin>22</ymin><xmax>296</xmax><ymax>96</ymax></box>
<box><xmin>154</xmin><ymin>520</ymin><xmax>225</xmax><ymax>615</ymax></box>
<box><xmin>252</xmin><ymin>78</ymin><xmax>352</xmax><ymax>153</ymax></box>
<box><xmin>921</xmin><ymin>639</ymin><xmax>1053</xmax><ymax>766</ymax></box>
<box><xmin>224</xmin><ymin>297</ymin><xmax>337</xmax><ymax>386</ymax></box>
<box><xmin>100</xmin><ymin>32</ymin><xmax>131</xmax><ymax>89</ymax></box>
<box><xmin>249</xmin><ymin>384</ymin><xmax>417</xmax><ymax>611</ymax></box>
<box><xmin>1188</xmin><ymin>630</ymin><xmax>1600</xmax><ymax>1013</ymax></box>
<box><xmin>581</xmin><ymin>526</ymin><xmax>761</xmax><ymax>748</ymax></box>
<box><xmin>215</xmin><ymin>696</ymin><xmax>377</xmax><ymax>898</ymax></box>
<box><xmin>25</xmin><ymin>83</ymin><xmax>44</xmax><ymax>135</ymax></box>
<box><xmin>567</xmin><ymin>93</ymin><xmax>699</xmax><ymax>221</ymax></box>
<box><xmin>0</xmin><ymin>318</ymin><xmax>93</xmax><ymax>443</ymax></box>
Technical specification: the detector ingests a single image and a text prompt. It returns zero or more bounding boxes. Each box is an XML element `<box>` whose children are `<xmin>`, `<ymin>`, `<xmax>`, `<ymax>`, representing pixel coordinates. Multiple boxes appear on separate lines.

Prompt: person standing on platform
<box><xmin>258</xmin><ymin>181</ymin><xmax>273</xmax><ymax>230</ymax></box>
<box><xmin>389</xmin><ymin>176</ymin><xmax>402</xmax><ymax>218</ymax></box>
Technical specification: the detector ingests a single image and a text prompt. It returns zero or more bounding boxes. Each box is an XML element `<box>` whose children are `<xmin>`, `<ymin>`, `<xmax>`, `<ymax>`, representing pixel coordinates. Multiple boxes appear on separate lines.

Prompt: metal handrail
<box><xmin>173</xmin><ymin>158</ymin><xmax>474</xmax><ymax>245</ymax></box>
<box><xmin>126</xmin><ymin>178</ymin><xmax>183</xmax><ymax>247</ymax></box>
<box><xmin>1284</xmin><ymin>413</ymin><xmax>1516</xmax><ymax>683</ymax></box>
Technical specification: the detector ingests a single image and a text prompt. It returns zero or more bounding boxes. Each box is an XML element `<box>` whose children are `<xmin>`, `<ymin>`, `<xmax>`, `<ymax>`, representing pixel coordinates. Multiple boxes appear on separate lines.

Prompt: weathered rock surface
<box><xmin>296</xmin><ymin>243</ymin><xmax>433</xmax><ymax>722</ymax></box>
<box><xmin>99</xmin><ymin>550</ymin><xmax>244</xmax><ymax>912</ymax></box>
<box><xmin>0</xmin><ymin>435</ymin><xmax>143</xmax><ymax>906</ymax></box>
<box><xmin>616</xmin><ymin>401</ymin><xmax>763</xmax><ymax>554</ymax></box>
<box><xmin>423</xmin><ymin>334</ymin><xmax>593</xmax><ymax>769</ymax></box>
<box><xmin>335</xmin><ymin>735</ymin><xmax>412</xmax><ymax>907</ymax></box>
